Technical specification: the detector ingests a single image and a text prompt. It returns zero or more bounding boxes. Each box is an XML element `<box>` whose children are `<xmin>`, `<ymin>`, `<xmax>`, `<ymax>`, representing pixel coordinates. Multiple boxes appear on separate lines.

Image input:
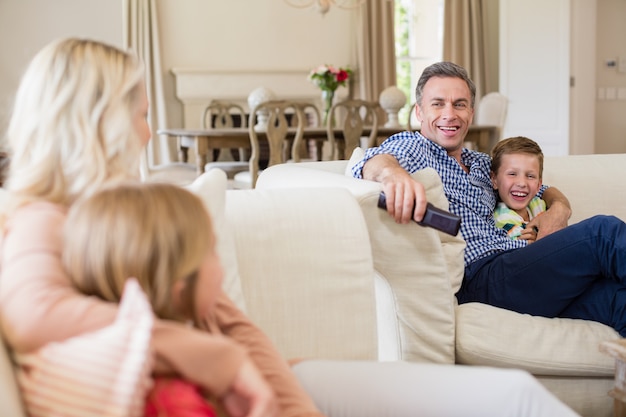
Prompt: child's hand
<box><xmin>519</xmin><ymin>225</ymin><xmax>539</xmax><ymax>243</ymax></box>
<box><xmin>221</xmin><ymin>358</ymin><xmax>278</xmax><ymax>417</ymax></box>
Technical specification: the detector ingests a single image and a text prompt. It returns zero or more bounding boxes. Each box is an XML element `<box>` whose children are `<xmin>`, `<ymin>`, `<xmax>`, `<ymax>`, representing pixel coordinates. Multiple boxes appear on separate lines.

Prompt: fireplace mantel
<box><xmin>171</xmin><ymin>68</ymin><xmax>345</xmax><ymax>128</ymax></box>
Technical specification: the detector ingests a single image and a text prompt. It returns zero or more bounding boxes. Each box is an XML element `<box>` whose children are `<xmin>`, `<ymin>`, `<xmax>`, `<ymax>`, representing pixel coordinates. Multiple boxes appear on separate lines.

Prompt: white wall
<box><xmin>569</xmin><ymin>0</ymin><xmax>596</xmax><ymax>155</ymax></box>
<box><xmin>594</xmin><ymin>0</ymin><xmax>626</xmax><ymax>154</ymax></box>
<box><xmin>0</xmin><ymin>0</ymin><xmax>356</xmax><ymax>134</ymax></box>
<box><xmin>1</xmin><ymin>0</ymin><xmax>624</xmax><ymax>154</ymax></box>
<box><xmin>157</xmin><ymin>0</ymin><xmax>357</xmax><ymax>129</ymax></box>
<box><xmin>0</xmin><ymin>0</ymin><xmax>123</xmax><ymax>133</ymax></box>
<box><xmin>499</xmin><ymin>0</ymin><xmax>571</xmax><ymax>156</ymax></box>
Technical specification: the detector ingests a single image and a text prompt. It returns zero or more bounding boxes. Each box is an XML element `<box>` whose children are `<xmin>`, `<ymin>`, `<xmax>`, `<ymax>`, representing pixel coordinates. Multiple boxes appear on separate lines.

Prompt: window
<box><xmin>395</xmin><ymin>0</ymin><xmax>444</xmax><ymax>126</ymax></box>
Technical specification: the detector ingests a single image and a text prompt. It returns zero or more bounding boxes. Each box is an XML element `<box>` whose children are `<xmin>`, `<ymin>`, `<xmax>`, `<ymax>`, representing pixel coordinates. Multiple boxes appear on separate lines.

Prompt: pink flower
<box><xmin>308</xmin><ymin>64</ymin><xmax>352</xmax><ymax>93</ymax></box>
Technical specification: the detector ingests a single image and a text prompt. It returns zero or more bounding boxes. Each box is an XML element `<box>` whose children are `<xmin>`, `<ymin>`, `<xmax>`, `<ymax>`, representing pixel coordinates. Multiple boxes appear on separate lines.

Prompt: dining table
<box><xmin>157</xmin><ymin>125</ymin><xmax>498</xmax><ymax>175</ymax></box>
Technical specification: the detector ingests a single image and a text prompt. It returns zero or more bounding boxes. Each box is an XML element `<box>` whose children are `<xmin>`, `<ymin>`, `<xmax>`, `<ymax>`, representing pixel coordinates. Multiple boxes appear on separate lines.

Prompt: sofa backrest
<box><xmin>224</xmin><ymin>186</ymin><xmax>380</xmax><ymax>361</ymax></box>
<box><xmin>256</xmin><ymin>158</ymin><xmax>465</xmax><ymax>365</ymax></box>
<box><xmin>0</xmin><ymin>337</ymin><xmax>26</xmax><ymax>417</ymax></box>
<box><xmin>543</xmin><ymin>154</ymin><xmax>626</xmax><ymax>224</ymax></box>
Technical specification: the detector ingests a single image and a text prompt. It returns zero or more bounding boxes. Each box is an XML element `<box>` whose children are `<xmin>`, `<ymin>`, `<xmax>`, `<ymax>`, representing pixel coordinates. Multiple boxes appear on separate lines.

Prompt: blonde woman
<box><xmin>0</xmin><ymin>37</ymin><xmax>312</xmax><ymax>417</ymax></box>
<box><xmin>63</xmin><ymin>182</ymin><xmax>227</xmax><ymax>416</ymax></box>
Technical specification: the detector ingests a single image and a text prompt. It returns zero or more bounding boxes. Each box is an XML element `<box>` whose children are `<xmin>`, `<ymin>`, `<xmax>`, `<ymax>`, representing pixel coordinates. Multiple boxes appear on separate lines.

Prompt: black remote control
<box><xmin>377</xmin><ymin>192</ymin><xmax>461</xmax><ymax>236</ymax></box>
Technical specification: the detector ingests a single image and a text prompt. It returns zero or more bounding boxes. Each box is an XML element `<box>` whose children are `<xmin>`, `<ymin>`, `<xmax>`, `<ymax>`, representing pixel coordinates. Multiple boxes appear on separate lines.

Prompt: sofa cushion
<box><xmin>225</xmin><ymin>187</ymin><xmax>378</xmax><ymax>361</ymax></box>
<box><xmin>456</xmin><ymin>302</ymin><xmax>617</xmax><ymax>376</ymax></box>
<box><xmin>186</xmin><ymin>169</ymin><xmax>246</xmax><ymax>311</ymax></box>
<box><xmin>0</xmin><ymin>336</ymin><xmax>26</xmax><ymax>417</ymax></box>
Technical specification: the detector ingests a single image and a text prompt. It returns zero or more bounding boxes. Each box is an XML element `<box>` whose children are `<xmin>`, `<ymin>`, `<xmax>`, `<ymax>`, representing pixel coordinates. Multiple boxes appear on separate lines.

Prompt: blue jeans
<box><xmin>457</xmin><ymin>215</ymin><xmax>626</xmax><ymax>336</ymax></box>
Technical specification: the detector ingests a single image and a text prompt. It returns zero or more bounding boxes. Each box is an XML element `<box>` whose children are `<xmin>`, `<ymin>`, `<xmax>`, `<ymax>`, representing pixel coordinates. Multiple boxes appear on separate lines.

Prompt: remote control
<box><xmin>377</xmin><ymin>192</ymin><xmax>461</xmax><ymax>236</ymax></box>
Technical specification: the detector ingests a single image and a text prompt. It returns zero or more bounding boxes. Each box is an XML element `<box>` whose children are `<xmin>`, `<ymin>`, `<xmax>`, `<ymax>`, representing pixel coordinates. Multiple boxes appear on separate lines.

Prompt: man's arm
<box><xmin>527</xmin><ymin>186</ymin><xmax>572</xmax><ymax>240</ymax></box>
<box><xmin>362</xmin><ymin>154</ymin><xmax>427</xmax><ymax>224</ymax></box>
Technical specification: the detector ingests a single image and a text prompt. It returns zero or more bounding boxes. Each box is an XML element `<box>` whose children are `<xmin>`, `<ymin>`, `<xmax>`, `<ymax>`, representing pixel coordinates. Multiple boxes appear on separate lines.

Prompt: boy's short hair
<box><xmin>491</xmin><ymin>136</ymin><xmax>544</xmax><ymax>178</ymax></box>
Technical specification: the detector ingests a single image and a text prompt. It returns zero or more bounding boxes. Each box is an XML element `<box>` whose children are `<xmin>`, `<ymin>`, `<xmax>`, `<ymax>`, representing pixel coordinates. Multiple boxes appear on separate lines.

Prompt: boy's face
<box><xmin>491</xmin><ymin>153</ymin><xmax>542</xmax><ymax>217</ymax></box>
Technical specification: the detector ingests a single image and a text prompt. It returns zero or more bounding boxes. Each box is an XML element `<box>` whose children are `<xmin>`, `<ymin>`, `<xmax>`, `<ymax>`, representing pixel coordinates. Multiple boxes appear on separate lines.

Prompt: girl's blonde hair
<box><xmin>5</xmin><ymin>38</ymin><xmax>145</xmax><ymax>207</ymax></box>
<box><xmin>63</xmin><ymin>182</ymin><xmax>214</xmax><ymax>323</ymax></box>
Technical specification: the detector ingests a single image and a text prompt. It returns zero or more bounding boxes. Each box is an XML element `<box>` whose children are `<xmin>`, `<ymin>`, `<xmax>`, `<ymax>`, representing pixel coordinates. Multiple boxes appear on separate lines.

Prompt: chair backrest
<box><xmin>406</xmin><ymin>102</ymin><xmax>421</xmax><ymax>131</ymax></box>
<box><xmin>475</xmin><ymin>92</ymin><xmax>508</xmax><ymax>140</ymax></box>
<box><xmin>327</xmin><ymin>99</ymin><xmax>380</xmax><ymax>160</ymax></box>
<box><xmin>290</xmin><ymin>101</ymin><xmax>322</xmax><ymax>127</ymax></box>
<box><xmin>247</xmin><ymin>100</ymin><xmax>306</xmax><ymax>187</ymax></box>
<box><xmin>202</xmin><ymin>101</ymin><xmax>247</xmax><ymax>129</ymax></box>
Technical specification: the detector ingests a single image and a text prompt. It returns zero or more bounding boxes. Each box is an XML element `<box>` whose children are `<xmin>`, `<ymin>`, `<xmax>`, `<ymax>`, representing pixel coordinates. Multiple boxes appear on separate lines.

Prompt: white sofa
<box><xmin>251</xmin><ymin>152</ymin><xmax>626</xmax><ymax>417</ymax></box>
<box><xmin>1</xmin><ymin>153</ymin><xmax>624</xmax><ymax>417</ymax></box>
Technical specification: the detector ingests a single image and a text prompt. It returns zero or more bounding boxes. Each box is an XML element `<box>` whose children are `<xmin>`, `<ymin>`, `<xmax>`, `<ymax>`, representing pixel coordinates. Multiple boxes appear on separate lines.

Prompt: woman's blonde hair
<box><xmin>4</xmin><ymin>38</ymin><xmax>145</xmax><ymax>207</ymax></box>
<box><xmin>63</xmin><ymin>182</ymin><xmax>214</xmax><ymax>322</ymax></box>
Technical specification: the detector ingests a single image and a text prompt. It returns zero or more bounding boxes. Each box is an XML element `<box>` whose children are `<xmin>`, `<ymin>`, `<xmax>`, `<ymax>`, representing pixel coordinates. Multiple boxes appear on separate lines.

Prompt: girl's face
<box><xmin>194</xmin><ymin>239</ymin><xmax>224</xmax><ymax>319</ymax></box>
<box><xmin>172</xmin><ymin>234</ymin><xmax>224</xmax><ymax>323</ymax></box>
<box><xmin>133</xmin><ymin>84</ymin><xmax>151</xmax><ymax>147</ymax></box>
<box><xmin>491</xmin><ymin>153</ymin><xmax>542</xmax><ymax>218</ymax></box>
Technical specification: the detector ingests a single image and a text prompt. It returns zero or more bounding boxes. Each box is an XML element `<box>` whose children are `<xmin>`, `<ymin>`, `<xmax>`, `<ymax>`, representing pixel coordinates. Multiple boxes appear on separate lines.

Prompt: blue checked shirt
<box><xmin>351</xmin><ymin>131</ymin><xmax>547</xmax><ymax>266</ymax></box>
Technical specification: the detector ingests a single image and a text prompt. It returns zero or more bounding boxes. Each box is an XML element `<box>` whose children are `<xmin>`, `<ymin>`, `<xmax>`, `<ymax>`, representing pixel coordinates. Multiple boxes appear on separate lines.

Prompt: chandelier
<box><xmin>283</xmin><ymin>0</ymin><xmax>366</xmax><ymax>15</ymax></box>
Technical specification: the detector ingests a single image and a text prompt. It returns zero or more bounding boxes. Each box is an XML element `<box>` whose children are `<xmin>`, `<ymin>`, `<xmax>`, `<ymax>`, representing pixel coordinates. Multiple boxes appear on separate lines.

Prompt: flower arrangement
<box><xmin>308</xmin><ymin>64</ymin><xmax>352</xmax><ymax>92</ymax></box>
<box><xmin>308</xmin><ymin>64</ymin><xmax>352</xmax><ymax>125</ymax></box>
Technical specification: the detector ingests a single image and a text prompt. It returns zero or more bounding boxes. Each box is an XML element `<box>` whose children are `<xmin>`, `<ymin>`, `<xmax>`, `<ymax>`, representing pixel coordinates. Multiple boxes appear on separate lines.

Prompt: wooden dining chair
<box><xmin>231</xmin><ymin>100</ymin><xmax>306</xmax><ymax>189</ymax></box>
<box><xmin>201</xmin><ymin>101</ymin><xmax>250</xmax><ymax>178</ymax></box>
<box><xmin>139</xmin><ymin>148</ymin><xmax>198</xmax><ymax>186</ymax></box>
<box><xmin>326</xmin><ymin>99</ymin><xmax>380</xmax><ymax>160</ymax></box>
<box><xmin>289</xmin><ymin>102</ymin><xmax>325</xmax><ymax>162</ymax></box>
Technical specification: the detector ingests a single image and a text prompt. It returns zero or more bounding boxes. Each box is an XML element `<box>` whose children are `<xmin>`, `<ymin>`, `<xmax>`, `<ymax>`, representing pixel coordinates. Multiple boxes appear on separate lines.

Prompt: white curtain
<box><xmin>123</xmin><ymin>0</ymin><xmax>173</xmax><ymax>165</ymax></box>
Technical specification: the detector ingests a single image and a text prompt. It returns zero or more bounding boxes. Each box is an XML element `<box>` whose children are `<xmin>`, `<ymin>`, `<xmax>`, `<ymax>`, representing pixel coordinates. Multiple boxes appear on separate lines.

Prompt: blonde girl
<box><xmin>64</xmin><ymin>182</ymin><xmax>222</xmax><ymax>331</ymax></box>
<box><xmin>64</xmin><ymin>182</ymin><xmax>224</xmax><ymax>416</ymax></box>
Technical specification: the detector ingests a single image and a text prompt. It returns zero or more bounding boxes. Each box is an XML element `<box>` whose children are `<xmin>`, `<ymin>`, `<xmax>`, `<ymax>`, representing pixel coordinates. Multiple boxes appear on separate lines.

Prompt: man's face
<box><xmin>415</xmin><ymin>76</ymin><xmax>474</xmax><ymax>157</ymax></box>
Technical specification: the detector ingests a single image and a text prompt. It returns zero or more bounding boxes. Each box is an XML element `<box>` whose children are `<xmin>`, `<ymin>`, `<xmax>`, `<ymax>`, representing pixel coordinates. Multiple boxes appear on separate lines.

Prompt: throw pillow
<box><xmin>15</xmin><ymin>279</ymin><xmax>153</xmax><ymax>417</ymax></box>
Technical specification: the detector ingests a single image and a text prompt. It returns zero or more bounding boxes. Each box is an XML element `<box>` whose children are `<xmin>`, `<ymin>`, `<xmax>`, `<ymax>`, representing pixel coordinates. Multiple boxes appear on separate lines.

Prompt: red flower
<box><xmin>335</xmin><ymin>70</ymin><xmax>349</xmax><ymax>82</ymax></box>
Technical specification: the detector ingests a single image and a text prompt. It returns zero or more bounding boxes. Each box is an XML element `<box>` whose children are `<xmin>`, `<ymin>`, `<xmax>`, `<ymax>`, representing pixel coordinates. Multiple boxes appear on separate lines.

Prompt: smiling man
<box><xmin>350</xmin><ymin>62</ymin><xmax>626</xmax><ymax>338</ymax></box>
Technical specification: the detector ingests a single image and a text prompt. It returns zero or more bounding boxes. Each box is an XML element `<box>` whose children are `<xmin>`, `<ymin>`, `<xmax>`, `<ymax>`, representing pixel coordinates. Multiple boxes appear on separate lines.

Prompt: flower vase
<box><xmin>321</xmin><ymin>89</ymin><xmax>335</xmax><ymax>127</ymax></box>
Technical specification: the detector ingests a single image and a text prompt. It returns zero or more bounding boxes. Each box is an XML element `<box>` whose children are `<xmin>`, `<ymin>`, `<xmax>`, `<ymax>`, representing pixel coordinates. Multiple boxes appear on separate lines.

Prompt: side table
<box><xmin>600</xmin><ymin>338</ymin><xmax>626</xmax><ymax>417</ymax></box>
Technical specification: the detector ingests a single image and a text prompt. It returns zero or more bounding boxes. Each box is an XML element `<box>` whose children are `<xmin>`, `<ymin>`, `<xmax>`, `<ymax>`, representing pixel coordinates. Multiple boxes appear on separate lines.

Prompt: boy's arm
<box><xmin>529</xmin><ymin>186</ymin><xmax>571</xmax><ymax>239</ymax></box>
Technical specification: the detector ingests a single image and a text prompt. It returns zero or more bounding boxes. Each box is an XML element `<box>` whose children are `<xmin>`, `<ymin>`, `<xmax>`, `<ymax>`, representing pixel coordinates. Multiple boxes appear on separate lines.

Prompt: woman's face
<box><xmin>133</xmin><ymin>84</ymin><xmax>151</xmax><ymax>147</ymax></box>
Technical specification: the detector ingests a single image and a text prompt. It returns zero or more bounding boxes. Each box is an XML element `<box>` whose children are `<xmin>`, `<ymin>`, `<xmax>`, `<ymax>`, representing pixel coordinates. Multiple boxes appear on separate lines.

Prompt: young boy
<box><xmin>490</xmin><ymin>136</ymin><xmax>546</xmax><ymax>241</ymax></box>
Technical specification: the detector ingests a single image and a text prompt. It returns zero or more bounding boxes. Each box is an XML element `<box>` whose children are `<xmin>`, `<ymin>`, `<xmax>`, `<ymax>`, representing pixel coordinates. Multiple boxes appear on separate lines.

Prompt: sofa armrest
<box><xmin>225</xmin><ymin>187</ymin><xmax>379</xmax><ymax>361</ymax></box>
<box><xmin>258</xmin><ymin>162</ymin><xmax>465</xmax><ymax>364</ymax></box>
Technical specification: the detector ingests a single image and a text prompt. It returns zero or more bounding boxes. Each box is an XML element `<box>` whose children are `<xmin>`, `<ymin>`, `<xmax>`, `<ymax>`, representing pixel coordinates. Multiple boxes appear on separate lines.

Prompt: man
<box><xmin>351</xmin><ymin>61</ymin><xmax>626</xmax><ymax>336</ymax></box>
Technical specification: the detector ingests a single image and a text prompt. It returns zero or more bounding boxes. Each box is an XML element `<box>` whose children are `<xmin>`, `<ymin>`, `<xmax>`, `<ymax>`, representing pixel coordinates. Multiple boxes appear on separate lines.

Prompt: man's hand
<box><xmin>221</xmin><ymin>358</ymin><xmax>278</xmax><ymax>417</ymax></box>
<box><xmin>526</xmin><ymin>187</ymin><xmax>571</xmax><ymax>240</ymax></box>
<box><xmin>362</xmin><ymin>154</ymin><xmax>427</xmax><ymax>224</ymax></box>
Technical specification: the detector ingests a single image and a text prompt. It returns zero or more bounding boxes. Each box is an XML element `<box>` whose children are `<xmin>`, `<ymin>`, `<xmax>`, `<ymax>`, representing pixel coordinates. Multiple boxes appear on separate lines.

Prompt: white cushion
<box><xmin>185</xmin><ymin>169</ymin><xmax>246</xmax><ymax>311</ymax></box>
